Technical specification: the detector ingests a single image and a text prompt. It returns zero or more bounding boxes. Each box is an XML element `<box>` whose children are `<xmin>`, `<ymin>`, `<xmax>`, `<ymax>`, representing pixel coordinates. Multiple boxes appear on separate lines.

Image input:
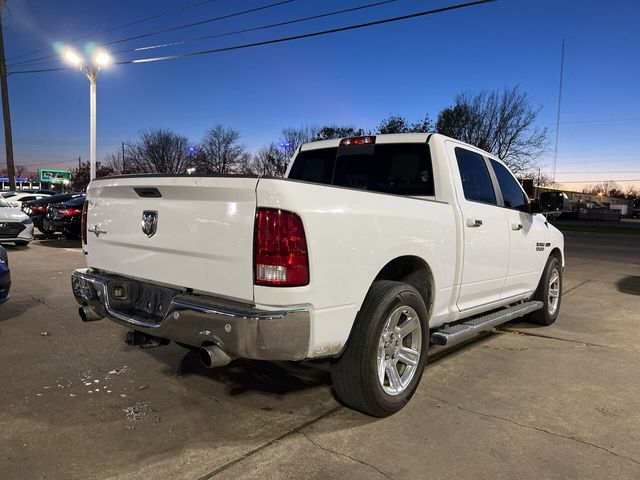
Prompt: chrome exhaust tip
<box><xmin>199</xmin><ymin>344</ymin><xmax>232</xmax><ymax>369</ymax></box>
<box><xmin>79</xmin><ymin>306</ymin><xmax>103</xmax><ymax>322</ymax></box>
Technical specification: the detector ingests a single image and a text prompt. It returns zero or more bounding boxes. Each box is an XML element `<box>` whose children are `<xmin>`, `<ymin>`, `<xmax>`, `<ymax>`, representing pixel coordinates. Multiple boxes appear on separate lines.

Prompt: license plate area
<box><xmin>106</xmin><ymin>278</ymin><xmax>181</xmax><ymax>324</ymax></box>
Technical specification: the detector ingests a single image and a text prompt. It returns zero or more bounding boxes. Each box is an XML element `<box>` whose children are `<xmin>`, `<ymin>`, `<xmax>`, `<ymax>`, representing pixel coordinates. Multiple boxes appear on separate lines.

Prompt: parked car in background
<box><xmin>0</xmin><ymin>245</ymin><xmax>10</xmax><ymax>304</ymax></box>
<box><xmin>5</xmin><ymin>192</ymin><xmax>51</xmax><ymax>207</ymax></box>
<box><xmin>0</xmin><ymin>196</ymin><xmax>34</xmax><ymax>246</ymax></box>
<box><xmin>44</xmin><ymin>195</ymin><xmax>85</xmax><ymax>238</ymax></box>
<box><xmin>22</xmin><ymin>193</ymin><xmax>84</xmax><ymax>235</ymax></box>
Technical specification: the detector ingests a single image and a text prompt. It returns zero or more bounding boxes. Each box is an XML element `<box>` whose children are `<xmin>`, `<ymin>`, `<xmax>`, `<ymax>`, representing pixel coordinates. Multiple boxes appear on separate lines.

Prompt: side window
<box><xmin>490</xmin><ymin>159</ymin><xmax>530</xmax><ymax>213</ymax></box>
<box><xmin>288</xmin><ymin>147</ymin><xmax>337</xmax><ymax>184</ymax></box>
<box><xmin>454</xmin><ymin>147</ymin><xmax>496</xmax><ymax>205</ymax></box>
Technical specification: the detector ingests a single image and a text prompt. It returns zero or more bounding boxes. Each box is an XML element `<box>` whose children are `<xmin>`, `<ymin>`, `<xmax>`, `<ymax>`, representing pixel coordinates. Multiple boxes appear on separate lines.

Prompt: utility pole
<box><xmin>78</xmin><ymin>156</ymin><xmax>81</xmax><ymax>170</ymax></box>
<box><xmin>552</xmin><ymin>38</ymin><xmax>565</xmax><ymax>183</ymax></box>
<box><xmin>121</xmin><ymin>141</ymin><xmax>125</xmax><ymax>173</ymax></box>
<box><xmin>0</xmin><ymin>0</ymin><xmax>15</xmax><ymax>191</ymax></box>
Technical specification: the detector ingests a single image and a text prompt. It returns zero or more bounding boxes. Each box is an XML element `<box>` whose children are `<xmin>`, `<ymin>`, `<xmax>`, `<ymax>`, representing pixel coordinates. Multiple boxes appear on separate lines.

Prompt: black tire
<box><xmin>526</xmin><ymin>255</ymin><xmax>562</xmax><ymax>326</ymax></box>
<box><xmin>331</xmin><ymin>280</ymin><xmax>429</xmax><ymax>417</ymax></box>
<box><xmin>14</xmin><ymin>241</ymin><xmax>30</xmax><ymax>247</ymax></box>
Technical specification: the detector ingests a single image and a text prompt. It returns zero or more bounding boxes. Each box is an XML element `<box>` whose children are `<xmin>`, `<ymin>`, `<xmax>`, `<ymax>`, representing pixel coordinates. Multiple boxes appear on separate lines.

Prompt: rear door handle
<box><xmin>511</xmin><ymin>223</ymin><xmax>523</xmax><ymax>231</ymax></box>
<box><xmin>466</xmin><ymin>218</ymin><xmax>483</xmax><ymax>227</ymax></box>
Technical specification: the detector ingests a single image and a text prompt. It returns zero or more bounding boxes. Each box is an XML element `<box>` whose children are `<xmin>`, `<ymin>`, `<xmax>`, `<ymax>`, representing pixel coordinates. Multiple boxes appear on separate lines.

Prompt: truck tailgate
<box><xmin>85</xmin><ymin>176</ymin><xmax>258</xmax><ymax>302</ymax></box>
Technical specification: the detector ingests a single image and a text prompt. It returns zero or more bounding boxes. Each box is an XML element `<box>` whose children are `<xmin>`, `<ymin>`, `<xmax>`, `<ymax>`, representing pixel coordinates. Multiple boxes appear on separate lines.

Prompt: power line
<box><xmin>104</xmin><ymin>0</ymin><xmax>297</xmax><ymax>47</ymax></box>
<box><xmin>9</xmin><ymin>0</ymin><xmax>297</xmax><ymax>68</ymax></box>
<box><xmin>1</xmin><ymin>158</ymin><xmax>78</xmax><ymax>168</ymax></box>
<box><xmin>123</xmin><ymin>1</ymin><xmax>499</xmax><ymax>65</ymax></box>
<box><xmin>6</xmin><ymin>139</ymin><xmax>121</xmax><ymax>146</ymax></box>
<box><xmin>10</xmin><ymin>0</ymin><xmax>497</xmax><ymax>75</ymax></box>
<box><xmin>8</xmin><ymin>0</ymin><xmax>400</xmax><ymax>69</ymax></box>
<box><xmin>119</xmin><ymin>0</ymin><xmax>399</xmax><ymax>55</ymax></box>
<box><xmin>7</xmin><ymin>0</ymin><xmax>222</xmax><ymax>63</ymax></box>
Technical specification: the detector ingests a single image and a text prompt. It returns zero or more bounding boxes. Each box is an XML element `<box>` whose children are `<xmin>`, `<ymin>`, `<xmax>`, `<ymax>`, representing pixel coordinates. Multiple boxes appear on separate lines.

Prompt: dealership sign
<box><xmin>39</xmin><ymin>169</ymin><xmax>72</xmax><ymax>184</ymax></box>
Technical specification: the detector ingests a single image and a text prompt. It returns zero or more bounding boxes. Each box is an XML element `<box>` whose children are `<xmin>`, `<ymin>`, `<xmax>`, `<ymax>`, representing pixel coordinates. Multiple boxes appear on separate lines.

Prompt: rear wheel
<box><xmin>331</xmin><ymin>280</ymin><xmax>429</xmax><ymax>417</ymax></box>
<box><xmin>526</xmin><ymin>255</ymin><xmax>562</xmax><ymax>326</ymax></box>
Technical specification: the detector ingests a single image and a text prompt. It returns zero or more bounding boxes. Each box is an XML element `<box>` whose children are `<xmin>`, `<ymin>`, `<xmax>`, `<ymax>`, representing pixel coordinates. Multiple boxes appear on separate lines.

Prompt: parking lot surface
<box><xmin>1</xmin><ymin>233</ymin><xmax>639</xmax><ymax>480</ymax></box>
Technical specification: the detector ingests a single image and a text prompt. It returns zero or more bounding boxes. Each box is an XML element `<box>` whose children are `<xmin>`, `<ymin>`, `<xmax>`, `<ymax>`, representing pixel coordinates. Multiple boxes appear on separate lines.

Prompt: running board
<box><xmin>430</xmin><ymin>301</ymin><xmax>543</xmax><ymax>348</ymax></box>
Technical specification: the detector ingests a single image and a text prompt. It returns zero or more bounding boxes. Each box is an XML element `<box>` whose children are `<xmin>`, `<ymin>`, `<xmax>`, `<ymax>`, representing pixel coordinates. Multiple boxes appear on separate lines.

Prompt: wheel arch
<box><xmin>372</xmin><ymin>255</ymin><xmax>434</xmax><ymax>323</ymax></box>
<box><xmin>549</xmin><ymin>247</ymin><xmax>563</xmax><ymax>267</ymax></box>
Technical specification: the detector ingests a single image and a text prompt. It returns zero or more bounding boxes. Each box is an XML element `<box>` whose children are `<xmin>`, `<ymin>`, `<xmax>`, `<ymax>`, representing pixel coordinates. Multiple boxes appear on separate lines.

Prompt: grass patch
<box><xmin>555</xmin><ymin>224</ymin><xmax>640</xmax><ymax>235</ymax></box>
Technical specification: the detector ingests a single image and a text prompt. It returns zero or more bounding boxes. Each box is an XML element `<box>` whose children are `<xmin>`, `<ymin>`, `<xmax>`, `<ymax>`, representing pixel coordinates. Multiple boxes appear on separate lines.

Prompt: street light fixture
<box><xmin>62</xmin><ymin>47</ymin><xmax>112</xmax><ymax>181</ymax></box>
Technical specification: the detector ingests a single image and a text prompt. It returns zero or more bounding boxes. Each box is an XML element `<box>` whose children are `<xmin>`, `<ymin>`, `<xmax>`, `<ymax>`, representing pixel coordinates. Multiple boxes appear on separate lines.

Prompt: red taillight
<box><xmin>34</xmin><ymin>205</ymin><xmax>46</xmax><ymax>214</ymax></box>
<box><xmin>254</xmin><ymin>208</ymin><xmax>309</xmax><ymax>287</ymax></box>
<box><xmin>339</xmin><ymin>135</ymin><xmax>376</xmax><ymax>146</ymax></box>
<box><xmin>59</xmin><ymin>208</ymin><xmax>82</xmax><ymax>217</ymax></box>
<box><xmin>81</xmin><ymin>201</ymin><xmax>88</xmax><ymax>244</ymax></box>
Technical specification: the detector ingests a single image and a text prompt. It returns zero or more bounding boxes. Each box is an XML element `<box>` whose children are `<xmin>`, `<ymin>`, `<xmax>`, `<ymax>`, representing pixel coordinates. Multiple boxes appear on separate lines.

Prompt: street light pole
<box><xmin>62</xmin><ymin>49</ymin><xmax>110</xmax><ymax>182</ymax></box>
<box><xmin>87</xmin><ymin>67</ymin><xmax>98</xmax><ymax>180</ymax></box>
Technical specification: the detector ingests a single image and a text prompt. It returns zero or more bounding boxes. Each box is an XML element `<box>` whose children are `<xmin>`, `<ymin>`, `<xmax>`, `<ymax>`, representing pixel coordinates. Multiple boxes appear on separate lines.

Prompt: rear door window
<box><xmin>454</xmin><ymin>147</ymin><xmax>497</xmax><ymax>205</ymax></box>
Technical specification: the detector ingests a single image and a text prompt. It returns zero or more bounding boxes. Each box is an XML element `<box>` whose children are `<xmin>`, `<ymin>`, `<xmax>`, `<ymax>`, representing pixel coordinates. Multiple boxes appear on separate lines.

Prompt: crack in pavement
<box><xmin>429</xmin><ymin>396</ymin><xmax>640</xmax><ymax>467</ymax></box>
<box><xmin>562</xmin><ymin>279</ymin><xmax>592</xmax><ymax>296</ymax></box>
<box><xmin>12</xmin><ymin>290</ymin><xmax>56</xmax><ymax>309</ymax></box>
<box><xmin>198</xmin><ymin>406</ymin><xmax>343</xmax><ymax>480</ymax></box>
<box><xmin>300</xmin><ymin>431</ymin><xmax>395</xmax><ymax>480</ymax></box>
<box><xmin>496</xmin><ymin>329</ymin><xmax>610</xmax><ymax>349</ymax></box>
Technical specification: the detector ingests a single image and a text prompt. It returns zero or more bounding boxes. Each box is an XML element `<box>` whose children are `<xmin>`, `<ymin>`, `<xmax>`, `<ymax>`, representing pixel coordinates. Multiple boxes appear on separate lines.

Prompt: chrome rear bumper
<box><xmin>71</xmin><ymin>268</ymin><xmax>310</xmax><ymax>361</ymax></box>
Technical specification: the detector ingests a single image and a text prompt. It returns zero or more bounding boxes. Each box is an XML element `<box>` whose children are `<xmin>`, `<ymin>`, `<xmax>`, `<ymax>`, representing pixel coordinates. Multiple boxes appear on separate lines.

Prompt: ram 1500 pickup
<box><xmin>72</xmin><ymin>133</ymin><xmax>568</xmax><ymax>416</ymax></box>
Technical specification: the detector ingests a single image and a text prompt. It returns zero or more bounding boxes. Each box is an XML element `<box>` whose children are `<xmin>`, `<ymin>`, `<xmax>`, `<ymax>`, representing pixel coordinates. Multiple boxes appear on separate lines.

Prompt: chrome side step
<box><xmin>430</xmin><ymin>301</ymin><xmax>543</xmax><ymax>348</ymax></box>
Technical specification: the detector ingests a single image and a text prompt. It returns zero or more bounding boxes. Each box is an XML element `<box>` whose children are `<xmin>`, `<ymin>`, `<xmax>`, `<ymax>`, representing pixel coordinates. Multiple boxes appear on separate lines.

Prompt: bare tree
<box><xmin>249</xmin><ymin>143</ymin><xmax>289</xmax><ymax>177</ymax></box>
<box><xmin>582</xmin><ymin>181</ymin><xmax>624</xmax><ymax>197</ymax></box>
<box><xmin>625</xmin><ymin>185</ymin><xmax>638</xmax><ymax>198</ymax></box>
<box><xmin>281</xmin><ymin>125</ymin><xmax>319</xmax><ymax>153</ymax></box>
<box><xmin>377</xmin><ymin>114</ymin><xmax>433</xmax><ymax>134</ymax></box>
<box><xmin>436</xmin><ymin>86</ymin><xmax>548</xmax><ymax>175</ymax></box>
<box><xmin>72</xmin><ymin>161</ymin><xmax>115</xmax><ymax>191</ymax></box>
<box><xmin>316</xmin><ymin>124</ymin><xmax>364</xmax><ymax>140</ymax></box>
<box><xmin>103</xmin><ymin>152</ymin><xmax>125</xmax><ymax>175</ymax></box>
<box><xmin>126</xmin><ymin>129</ymin><xmax>191</xmax><ymax>174</ymax></box>
<box><xmin>535</xmin><ymin>174</ymin><xmax>558</xmax><ymax>187</ymax></box>
<box><xmin>198</xmin><ymin>124</ymin><xmax>251</xmax><ymax>174</ymax></box>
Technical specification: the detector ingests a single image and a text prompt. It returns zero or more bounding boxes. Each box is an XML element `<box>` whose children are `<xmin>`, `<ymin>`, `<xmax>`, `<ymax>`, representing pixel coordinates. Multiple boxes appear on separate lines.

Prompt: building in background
<box><xmin>534</xmin><ymin>186</ymin><xmax>634</xmax><ymax>220</ymax></box>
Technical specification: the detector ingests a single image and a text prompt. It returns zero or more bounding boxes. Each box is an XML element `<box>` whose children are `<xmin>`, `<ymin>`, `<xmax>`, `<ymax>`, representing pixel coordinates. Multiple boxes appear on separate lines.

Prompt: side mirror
<box><xmin>532</xmin><ymin>191</ymin><xmax>571</xmax><ymax>214</ymax></box>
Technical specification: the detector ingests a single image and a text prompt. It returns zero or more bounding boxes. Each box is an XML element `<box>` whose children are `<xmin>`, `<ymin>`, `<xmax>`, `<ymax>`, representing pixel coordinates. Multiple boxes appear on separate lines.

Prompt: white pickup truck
<box><xmin>72</xmin><ymin>133</ymin><xmax>568</xmax><ymax>416</ymax></box>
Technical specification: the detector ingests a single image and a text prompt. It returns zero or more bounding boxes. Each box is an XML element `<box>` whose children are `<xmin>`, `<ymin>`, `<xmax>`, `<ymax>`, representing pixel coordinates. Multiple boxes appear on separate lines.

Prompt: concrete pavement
<box><xmin>0</xmin><ymin>233</ymin><xmax>638</xmax><ymax>479</ymax></box>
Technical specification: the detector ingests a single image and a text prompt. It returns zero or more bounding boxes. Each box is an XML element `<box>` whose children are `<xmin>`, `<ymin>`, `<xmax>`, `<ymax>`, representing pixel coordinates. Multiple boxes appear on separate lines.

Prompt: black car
<box><xmin>22</xmin><ymin>192</ymin><xmax>84</xmax><ymax>234</ymax></box>
<box><xmin>0</xmin><ymin>246</ymin><xmax>10</xmax><ymax>304</ymax></box>
<box><xmin>44</xmin><ymin>195</ymin><xmax>85</xmax><ymax>238</ymax></box>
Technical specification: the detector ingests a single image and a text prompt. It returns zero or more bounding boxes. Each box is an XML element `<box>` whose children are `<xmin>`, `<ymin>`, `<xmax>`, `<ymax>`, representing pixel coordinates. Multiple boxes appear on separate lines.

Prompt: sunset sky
<box><xmin>3</xmin><ymin>0</ymin><xmax>639</xmax><ymax>191</ymax></box>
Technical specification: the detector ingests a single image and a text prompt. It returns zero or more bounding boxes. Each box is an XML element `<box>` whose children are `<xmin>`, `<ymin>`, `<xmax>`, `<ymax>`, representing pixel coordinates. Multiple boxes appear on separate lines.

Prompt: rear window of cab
<box><xmin>289</xmin><ymin>143</ymin><xmax>434</xmax><ymax>197</ymax></box>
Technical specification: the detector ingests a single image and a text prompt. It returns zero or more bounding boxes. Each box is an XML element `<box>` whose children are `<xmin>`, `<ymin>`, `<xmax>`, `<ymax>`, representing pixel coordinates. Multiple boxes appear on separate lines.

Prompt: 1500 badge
<box><xmin>536</xmin><ymin>242</ymin><xmax>551</xmax><ymax>252</ymax></box>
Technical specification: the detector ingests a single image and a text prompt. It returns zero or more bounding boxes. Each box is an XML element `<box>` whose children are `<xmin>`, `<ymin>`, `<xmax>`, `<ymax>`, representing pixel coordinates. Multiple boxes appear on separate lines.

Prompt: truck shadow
<box><xmin>152</xmin><ymin>333</ymin><xmax>500</xmax><ymax>402</ymax></box>
<box><xmin>174</xmin><ymin>349</ymin><xmax>332</xmax><ymax>397</ymax></box>
<box><xmin>616</xmin><ymin>275</ymin><xmax>640</xmax><ymax>296</ymax></box>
